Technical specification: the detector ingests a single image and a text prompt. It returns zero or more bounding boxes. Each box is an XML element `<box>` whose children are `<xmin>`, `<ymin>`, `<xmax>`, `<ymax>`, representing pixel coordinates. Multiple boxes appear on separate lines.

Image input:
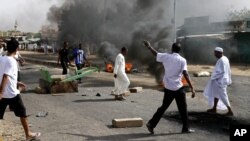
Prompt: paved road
<box><xmin>3</xmin><ymin>61</ymin><xmax>250</xmax><ymax>141</ymax></box>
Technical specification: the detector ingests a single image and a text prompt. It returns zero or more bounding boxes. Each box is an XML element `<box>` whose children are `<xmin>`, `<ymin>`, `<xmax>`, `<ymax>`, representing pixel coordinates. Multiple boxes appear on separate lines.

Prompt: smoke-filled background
<box><xmin>47</xmin><ymin>0</ymin><xmax>175</xmax><ymax>83</ymax></box>
<box><xmin>45</xmin><ymin>0</ymin><xmax>250</xmax><ymax>83</ymax></box>
<box><xmin>0</xmin><ymin>0</ymin><xmax>249</xmax><ymax>83</ymax></box>
<box><xmin>1</xmin><ymin>0</ymin><xmax>250</xmax><ymax>32</ymax></box>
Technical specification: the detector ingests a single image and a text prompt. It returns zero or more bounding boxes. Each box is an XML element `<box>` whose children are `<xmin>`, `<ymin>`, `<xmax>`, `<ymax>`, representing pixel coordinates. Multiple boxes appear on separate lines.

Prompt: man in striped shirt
<box><xmin>73</xmin><ymin>43</ymin><xmax>89</xmax><ymax>83</ymax></box>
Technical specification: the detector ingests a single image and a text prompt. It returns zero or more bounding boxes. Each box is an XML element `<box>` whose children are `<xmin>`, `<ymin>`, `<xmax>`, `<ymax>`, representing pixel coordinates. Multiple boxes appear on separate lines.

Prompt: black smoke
<box><xmin>47</xmin><ymin>0</ymin><xmax>174</xmax><ymax>84</ymax></box>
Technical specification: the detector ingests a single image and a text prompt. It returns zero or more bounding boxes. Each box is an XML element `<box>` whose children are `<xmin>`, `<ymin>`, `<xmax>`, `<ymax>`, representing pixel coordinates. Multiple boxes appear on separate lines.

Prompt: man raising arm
<box><xmin>143</xmin><ymin>40</ymin><xmax>195</xmax><ymax>134</ymax></box>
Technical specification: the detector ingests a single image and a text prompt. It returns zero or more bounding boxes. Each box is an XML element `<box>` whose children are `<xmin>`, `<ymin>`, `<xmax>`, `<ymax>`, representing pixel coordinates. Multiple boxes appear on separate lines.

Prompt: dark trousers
<box><xmin>76</xmin><ymin>64</ymin><xmax>83</xmax><ymax>70</ymax></box>
<box><xmin>61</xmin><ymin>60</ymin><xmax>68</xmax><ymax>74</ymax></box>
<box><xmin>148</xmin><ymin>87</ymin><xmax>189</xmax><ymax>130</ymax></box>
<box><xmin>17</xmin><ymin>71</ymin><xmax>20</xmax><ymax>81</ymax></box>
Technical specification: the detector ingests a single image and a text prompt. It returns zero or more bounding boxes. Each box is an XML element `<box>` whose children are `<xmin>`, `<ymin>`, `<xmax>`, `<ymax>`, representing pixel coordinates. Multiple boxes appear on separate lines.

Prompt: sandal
<box><xmin>26</xmin><ymin>132</ymin><xmax>41</xmax><ymax>141</ymax></box>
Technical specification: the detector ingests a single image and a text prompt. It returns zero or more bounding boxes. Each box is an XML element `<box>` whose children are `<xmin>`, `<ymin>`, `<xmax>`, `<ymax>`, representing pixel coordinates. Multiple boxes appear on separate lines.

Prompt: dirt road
<box><xmin>1</xmin><ymin>61</ymin><xmax>249</xmax><ymax>141</ymax></box>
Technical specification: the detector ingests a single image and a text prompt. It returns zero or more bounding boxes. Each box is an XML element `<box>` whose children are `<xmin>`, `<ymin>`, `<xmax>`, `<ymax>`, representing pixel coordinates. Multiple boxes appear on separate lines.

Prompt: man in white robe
<box><xmin>204</xmin><ymin>47</ymin><xmax>234</xmax><ymax>116</ymax></box>
<box><xmin>113</xmin><ymin>47</ymin><xmax>130</xmax><ymax>100</ymax></box>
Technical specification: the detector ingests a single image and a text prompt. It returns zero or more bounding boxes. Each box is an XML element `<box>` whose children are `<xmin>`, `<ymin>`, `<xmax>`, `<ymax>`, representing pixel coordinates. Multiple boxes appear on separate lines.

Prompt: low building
<box><xmin>177</xmin><ymin>16</ymin><xmax>250</xmax><ymax>64</ymax></box>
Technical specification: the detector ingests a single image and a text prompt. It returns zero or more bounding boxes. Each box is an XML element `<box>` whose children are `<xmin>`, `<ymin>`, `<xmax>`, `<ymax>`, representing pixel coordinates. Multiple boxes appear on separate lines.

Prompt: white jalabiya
<box><xmin>113</xmin><ymin>53</ymin><xmax>130</xmax><ymax>95</ymax></box>
<box><xmin>0</xmin><ymin>47</ymin><xmax>3</xmax><ymax>56</ymax></box>
<box><xmin>204</xmin><ymin>56</ymin><xmax>232</xmax><ymax>110</ymax></box>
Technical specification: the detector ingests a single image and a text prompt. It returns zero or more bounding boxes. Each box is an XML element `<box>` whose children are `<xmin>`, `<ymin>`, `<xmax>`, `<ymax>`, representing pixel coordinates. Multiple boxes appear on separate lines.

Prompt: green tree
<box><xmin>227</xmin><ymin>8</ymin><xmax>250</xmax><ymax>21</ymax></box>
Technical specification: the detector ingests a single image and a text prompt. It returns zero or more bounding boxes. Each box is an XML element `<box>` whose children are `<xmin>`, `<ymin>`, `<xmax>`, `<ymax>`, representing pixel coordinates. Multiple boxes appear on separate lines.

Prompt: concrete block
<box><xmin>112</xmin><ymin>118</ymin><xmax>143</xmax><ymax>128</ymax></box>
<box><xmin>129</xmin><ymin>87</ymin><xmax>143</xmax><ymax>93</ymax></box>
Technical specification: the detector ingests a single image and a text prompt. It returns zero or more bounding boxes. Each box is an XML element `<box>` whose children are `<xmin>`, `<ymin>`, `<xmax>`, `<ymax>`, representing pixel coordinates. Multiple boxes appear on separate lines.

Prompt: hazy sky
<box><xmin>0</xmin><ymin>0</ymin><xmax>64</xmax><ymax>32</ymax></box>
<box><xmin>177</xmin><ymin>0</ymin><xmax>250</xmax><ymax>23</ymax></box>
<box><xmin>0</xmin><ymin>0</ymin><xmax>250</xmax><ymax>32</ymax></box>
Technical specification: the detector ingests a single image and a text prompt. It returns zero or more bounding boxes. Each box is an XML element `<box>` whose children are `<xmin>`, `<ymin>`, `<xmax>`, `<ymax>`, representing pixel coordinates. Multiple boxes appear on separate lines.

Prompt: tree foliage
<box><xmin>227</xmin><ymin>8</ymin><xmax>250</xmax><ymax>21</ymax></box>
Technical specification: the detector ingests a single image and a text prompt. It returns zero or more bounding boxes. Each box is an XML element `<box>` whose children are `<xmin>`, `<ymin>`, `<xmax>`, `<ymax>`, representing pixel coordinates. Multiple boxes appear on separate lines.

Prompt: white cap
<box><xmin>214</xmin><ymin>47</ymin><xmax>223</xmax><ymax>53</ymax></box>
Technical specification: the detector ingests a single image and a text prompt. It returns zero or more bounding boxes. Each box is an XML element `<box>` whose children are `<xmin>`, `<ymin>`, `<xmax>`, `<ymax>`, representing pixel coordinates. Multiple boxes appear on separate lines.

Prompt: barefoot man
<box><xmin>204</xmin><ymin>47</ymin><xmax>234</xmax><ymax>116</ymax></box>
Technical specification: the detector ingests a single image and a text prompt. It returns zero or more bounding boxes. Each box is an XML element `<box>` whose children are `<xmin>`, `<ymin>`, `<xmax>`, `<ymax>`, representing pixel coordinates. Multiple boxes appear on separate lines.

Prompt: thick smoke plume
<box><xmin>47</xmin><ymin>0</ymin><xmax>250</xmax><ymax>83</ymax></box>
<box><xmin>47</xmin><ymin>0</ymin><xmax>174</xmax><ymax>84</ymax></box>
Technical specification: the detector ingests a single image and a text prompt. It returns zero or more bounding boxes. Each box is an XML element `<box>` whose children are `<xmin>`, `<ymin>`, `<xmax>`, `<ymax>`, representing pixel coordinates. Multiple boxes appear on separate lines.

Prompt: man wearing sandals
<box><xmin>0</xmin><ymin>38</ymin><xmax>41</xmax><ymax>140</ymax></box>
<box><xmin>203</xmin><ymin>47</ymin><xmax>234</xmax><ymax>116</ymax></box>
<box><xmin>113</xmin><ymin>47</ymin><xmax>130</xmax><ymax>101</ymax></box>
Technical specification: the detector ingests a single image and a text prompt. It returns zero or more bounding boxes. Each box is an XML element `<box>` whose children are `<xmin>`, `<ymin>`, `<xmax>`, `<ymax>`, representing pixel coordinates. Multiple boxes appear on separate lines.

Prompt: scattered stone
<box><xmin>129</xmin><ymin>87</ymin><xmax>143</xmax><ymax>93</ymax></box>
<box><xmin>36</xmin><ymin>111</ymin><xmax>48</xmax><ymax>117</ymax></box>
<box><xmin>131</xmin><ymin>68</ymin><xmax>139</xmax><ymax>73</ymax></box>
<box><xmin>112</xmin><ymin>117</ymin><xmax>143</xmax><ymax>128</ymax></box>
<box><xmin>193</xmin><ymin>71</ymin><xmax>211</xmax><ymax>77</ymax></box>
<box><xmin>96</xmin><ymin>93</ymin><xmax>101</xmax><ymax>97</ymax></box>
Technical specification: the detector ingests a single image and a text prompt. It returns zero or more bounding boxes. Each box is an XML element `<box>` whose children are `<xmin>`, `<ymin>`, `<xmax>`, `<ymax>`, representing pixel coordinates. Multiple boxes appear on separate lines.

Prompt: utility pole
<box><xmin>173</xmin><ymin>0</ymin><xmax>176</xmax><ymax>42</ymax></box>
<box><xmin>101</xmin><ymin>0</ymin><xmax>108</xmax><ymax>42</ymax></box>
<box><xmin>14</xmin><ymin>20</ymin><xmax>18</xmax><ymax>37</ymax></box>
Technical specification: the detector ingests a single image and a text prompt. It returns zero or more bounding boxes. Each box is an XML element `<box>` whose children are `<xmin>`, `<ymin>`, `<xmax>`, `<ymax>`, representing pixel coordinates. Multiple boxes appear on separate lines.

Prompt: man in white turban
<box><xmin>204</xmin><ymin>47</ymin><xmax>234</xmax><ymax>116</ymax></box>
<box><xmin>113</xmin><ymin>47</ymin><xmax>130</xmax><ymax>101</ymax></box>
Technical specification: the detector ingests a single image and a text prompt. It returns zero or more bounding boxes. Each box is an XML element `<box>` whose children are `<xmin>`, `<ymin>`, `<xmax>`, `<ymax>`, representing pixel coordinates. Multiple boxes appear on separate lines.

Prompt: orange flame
<box><xmin>106</xmin><ymin>63</ymin><xmax>114</xmax><ymax>73</ymax></box>
<box><xmin>181</xmin><ymin>77</ymin><xmax>188</xmax><ymax>86</ymax></box>
<box><xmin>125</xmin><ymin>63</ymin><xmax>133</xmax><ymax>73</ymax></box>
<box><xmin>160</xmin><ymin>76</ymin><xmax>189</xmax><ymax>87</ymax></box>
<box><xmin>105</xmin><ymin>63</ymin><xmax>133</xmax><ymax>73</ymax></box>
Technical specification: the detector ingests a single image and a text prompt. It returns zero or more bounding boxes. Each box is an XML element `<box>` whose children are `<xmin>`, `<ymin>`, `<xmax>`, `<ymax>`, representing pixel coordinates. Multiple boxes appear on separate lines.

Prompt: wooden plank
<box><xmin>62</xmin><ymin>67</ymin><xmax>98</xmax><ymax>82</ymax></box>
<box><xmin>112</xmin><ymin>118</ymin><xmax>143</xmax><ymax>128</ymax></box>
<box><xmin>76</xmin><ymin>67</ymin><xmax>98</xmax><ymax>74</ymax></box>
<box><xmin>50</xmin><ymin>75</ymin><xmax>66</xmax><ymax>81</ymax></box>
<box><xmin>40</xmin><ymin>68</ymin><xmax>53</xmax><ymax>83</ymax></box>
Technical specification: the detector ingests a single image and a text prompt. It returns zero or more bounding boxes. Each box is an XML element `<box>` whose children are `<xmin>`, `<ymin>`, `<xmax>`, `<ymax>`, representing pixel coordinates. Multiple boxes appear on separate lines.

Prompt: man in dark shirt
<box><xmin>58</xmin><ymin>41</ymin><xmax>69</xmax><ymax>74</ymax></box>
